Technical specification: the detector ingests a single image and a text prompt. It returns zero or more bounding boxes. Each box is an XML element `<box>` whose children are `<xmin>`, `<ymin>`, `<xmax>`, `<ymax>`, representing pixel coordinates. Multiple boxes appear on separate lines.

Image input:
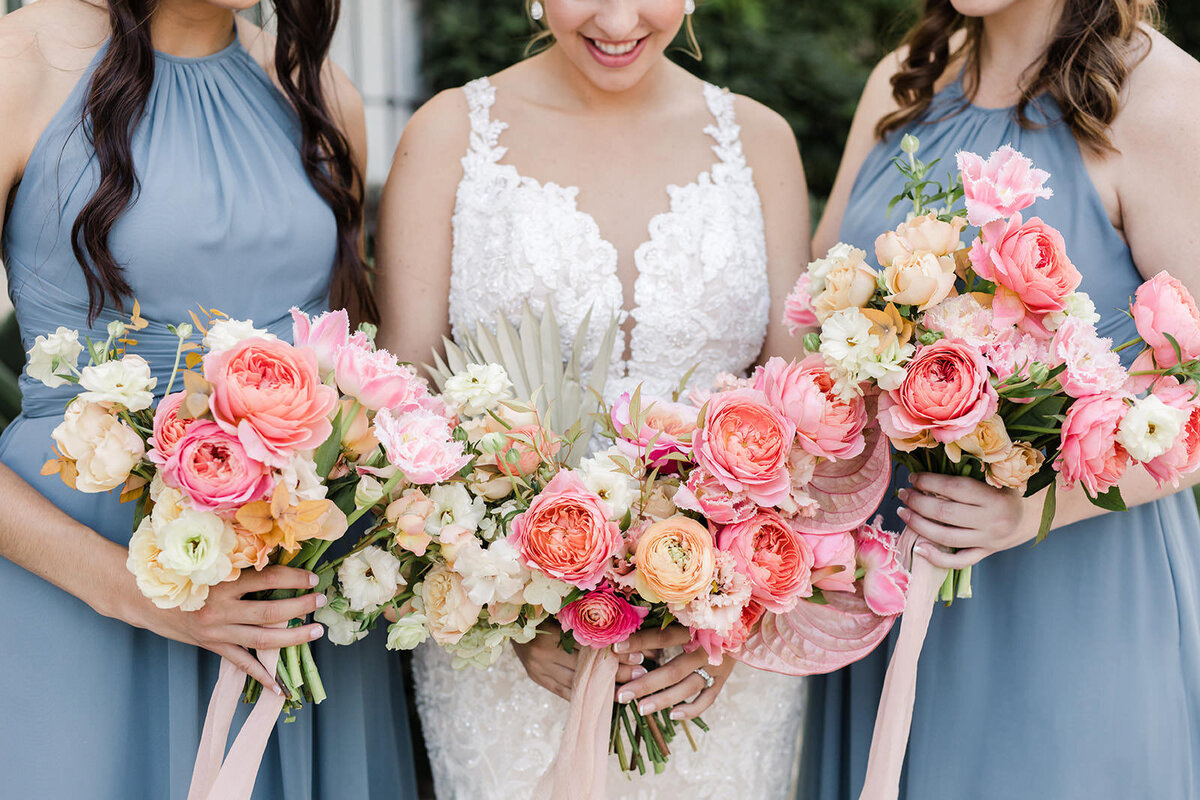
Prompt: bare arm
<box><xmin>375</xmin><ymin>89</ymin><xmax>469</xmax><ymax>367</ymax></box>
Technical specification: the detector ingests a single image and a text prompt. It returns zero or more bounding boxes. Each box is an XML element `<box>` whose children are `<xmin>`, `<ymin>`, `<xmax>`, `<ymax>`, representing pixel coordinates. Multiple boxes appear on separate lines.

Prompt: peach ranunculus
<box><xmin>509</xmin><ymin>470</ymin><xmax>622</xmax><ymax>590</ymax></box>
<box><xmin>717</xmin><ymin>510</ymin><xmax>814</xmax><ymax>613</ymax></box>
<box><xmin>558</xmin><ymin>588</ymin><xmax>649</xmax><ymax>648</ymax></box>
<box><xmin>985</xmin><ymin>441</ymin><xmax>1046</xmax><ymax>491</ymax></box>
<box><xmin>946</xmin><ymin>415</ymin><xmax>1012</xmax><ymax>465</ymax></box>
<box><xmin>1055</xmin><ymin>394</ymin><xmax>1130</xmax><ymax>495</ymax></box>
<box><xmin>162</xmin><ymin>420</ymin><xmax>275</xmax><ymax>511</ymax></box>
<box><xmin>634</xmin><ymin>515</ymin><xmax>717</xmax><ymax>605</ymax></box>
<box><xmin>812</xmin><ymin>252</ymin><xmax>879</xmax><ymax>322</ymax></box>
<box><xmin>420</xmin><ymin>564</ymin><xmax>482</xmax><ymax>646</ymax></box>
<box><xmin>148</xmin><ymin>391</ymin><xmax>195</xmax><ymax>467</ymax></box>
<box><xmin>611</xmin><ymin>392</ymin><xmax>698</xmax><ymax>470</ymax></box>
<box><xmin>694</xmin><ymin>388</ymin><xmax>796</xmax><ymax>507</ymax></box>
<box><xmin>956</xmin><ymin>146</ymin><xmax>1053</xmax><ymax>227</ymax></box>
<box><xmin>882</xmin><ymin>251</ymin><xmax>959</xmax><ymax>313</ymax></box>
<box><xmin>879</xmin><ymin>338</ymin><xmax>999</xmax><ymax>445</ymax></box>
<box><xmin>968</xmin><ymin>215</ymin><xmax>1081</xmax><ymax>336</ymax></box>
<box><xmin>754</xmin><ymin>356</ymin><xmax>867</xmax><ymax>461</ymax></box>
<box><xmin>229</xmin><ymin>525</ymin><xmax>272</xmax><ymax>571</ymax></box>
<box><xmin>51</xmin><ymin>400</ymin><xmax>145</xmax><ymax>493</ymax></box>
<box><xmin>1131</xmin><ymin>271</ymin><xmax>1200</xmax><ymax>369</ymax></box>
<box><xmin>337</xmin><ymin>397</ymin><xmax>379</xmax><ymax>458</ymax></box>
<box><xmin>1144</xmin><ymin>380</ymin><xmax>1200</xmax><ymax>488</ymax></box>
<box><xmin>205</xmin><ymin>338</ymin><xmax>339</xmax><ymax>467</ymax></box>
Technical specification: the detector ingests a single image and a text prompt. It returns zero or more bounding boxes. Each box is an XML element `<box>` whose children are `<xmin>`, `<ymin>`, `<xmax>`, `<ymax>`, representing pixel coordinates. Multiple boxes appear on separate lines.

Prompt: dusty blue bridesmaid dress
<box><xmin>802</xmin><ymin>76</ymin><xmax>1200</xmax><ymax>800</ymax></box>
<box><xmin>0</xmin><ymin>36</ymin><xmax>417</xmax><ymax>799</ymax></box>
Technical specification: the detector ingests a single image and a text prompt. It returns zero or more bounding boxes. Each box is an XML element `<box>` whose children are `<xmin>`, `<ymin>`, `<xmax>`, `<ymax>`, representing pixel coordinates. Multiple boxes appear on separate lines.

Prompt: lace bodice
<box><xmin>448</xmin><ymin>77</ymin><xmax>770</xmax><ymax>401</ymax></box>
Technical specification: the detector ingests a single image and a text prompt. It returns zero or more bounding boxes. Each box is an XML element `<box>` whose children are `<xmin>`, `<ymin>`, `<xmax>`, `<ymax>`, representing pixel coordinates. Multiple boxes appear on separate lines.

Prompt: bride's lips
<box><xmin>583</xmin><ymin>35</ymin><xmax>649</xmax><ymax>68</ymax></box>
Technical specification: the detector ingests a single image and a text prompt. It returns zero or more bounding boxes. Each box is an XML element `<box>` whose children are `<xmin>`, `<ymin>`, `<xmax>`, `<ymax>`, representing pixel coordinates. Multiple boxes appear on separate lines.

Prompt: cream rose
<box><xmin>985</xmin><ymin>442</ymin><xmax>1046</xmax><ymax>490</ymax></box>
<box><xmin>420</xmin><ymin>564</ymin><xmax>483</xmax><ymax>646</ymax></box>
<box><xmin>813</xmin><ymin>254</ymin><xmax>879</xmax><ymax>322</ymax></box>
<box><xmin>946</xmin><ymin>415</ymin><xmax>1013</xmax><ymax>464</ymax></box>
<box><xmin>52</xmin><ymin>400</ymin><xmax>145</xmax><ymax>493</ymax></box>
<box><xmin>883</xmin><ymin>251</ymin><xmax>958</xmax><ymax>312</ymax></box>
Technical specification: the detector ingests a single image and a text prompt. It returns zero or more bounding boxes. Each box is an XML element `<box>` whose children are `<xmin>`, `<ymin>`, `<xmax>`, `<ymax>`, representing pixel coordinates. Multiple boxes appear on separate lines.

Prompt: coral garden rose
<box><xmin>611</xmin><ymin>392</ymin><xmax>698</xmax><ymax>469</ymax></box>
<box><xmin>634</xmin><ymin>515</ymin><xmax>717</xmax><ymax>605</ymax></box>
<box><xmin>718</xmin><ymin>510</ymin><xmax>814</xmax><ymax>613</ymax></box>
<box><xmin>374</xmin><ymin>407</ymin><xmax>471</xmax><ymax>485</ymax></box>
<box><xmin>162</xmin><ymin>420</ymin><xmax>275</xmax><ymax>511</ymax></box>
<box><xmin>985</xmin><ymin>442</ymin><xmax>1045</xmax><ymax>491</ymax></box>
<box><xmin>694</xmin><ymin>388</ymin><xmax>796</xmax><ymax>507</ymax></box>
<box><xmin>148</xmin><ymin>391</ymin><xmax>194</xmax><ymax>467</ymax></box>
<box><xmin>1131</xmin><ymin>271</ymin><xmax>1200</xmax><ymax>368</ymax></box>
<box><xmin>956</xmin><ymin>146</ymin><xmax>1053</xmax><ymax>227</ymax></box>
<box><xmin>1055</xmin><ymin>394</ymin><xmax>1130</xmax><ymax>495</ymax></box>
<box><xmin>855</xmin><ymin>518</ymin><xmax>908</xmax><ymax>617</ymax></box>
<box><xmin>205</xmin><ymin>338</ymin><xmax>338</xmax><ymax>467</ymax></box>
<box><xmin>754</xmin><ymin>356</ymin><xmax>867</xmax><ymax>460</ymax></box>
<box><xmin>558</xmin><ymin>588</ymin><xmax>649</xmax><ymax>648</ymax></box>
<box><xmin>509</xmin><ymin>470</ymin><xmax>622</xmax><ymax>589</ymax></box>
<box><xmin>879</xmin><ymin>338</ymin><xmax>998</xmax><ymax>444</ymax></box>
<box><xmin>52</xmin><ymin>400</ymin><xmax>145</xmax><ymax>493</ymax></box>
<box><xmin>968</xmin><ymin>215</ymin><xmax>1081</xmax><ymax>335</ymax></box>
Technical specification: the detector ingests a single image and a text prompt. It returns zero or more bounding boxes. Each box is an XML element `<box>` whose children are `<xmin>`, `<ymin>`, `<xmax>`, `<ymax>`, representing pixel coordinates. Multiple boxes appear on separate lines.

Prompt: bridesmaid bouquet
<box><xmin>790</xmin><ymin>140</ymin><xmax>1200</xmax><ymax>800</ymax></box>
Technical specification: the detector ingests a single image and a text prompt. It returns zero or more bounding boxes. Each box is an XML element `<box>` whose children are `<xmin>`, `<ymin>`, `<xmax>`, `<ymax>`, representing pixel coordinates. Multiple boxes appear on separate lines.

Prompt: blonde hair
<box><xmin>523</xmin><ymin>1</ymin><xmax>702</xmax><ymax>60</ymax></box>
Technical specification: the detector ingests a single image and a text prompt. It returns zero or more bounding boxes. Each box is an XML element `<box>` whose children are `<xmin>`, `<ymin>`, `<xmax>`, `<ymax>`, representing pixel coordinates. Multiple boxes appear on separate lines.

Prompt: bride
<box><xmin>376</xmin><ymin>0</ymin><xmax>809</xmax><ymax>796</ymax></box>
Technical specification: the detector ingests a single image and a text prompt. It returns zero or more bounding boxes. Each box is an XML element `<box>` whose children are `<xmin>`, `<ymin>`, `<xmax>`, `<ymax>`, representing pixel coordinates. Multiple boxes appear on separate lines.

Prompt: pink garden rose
<box><xmin>335</xmin><ymin>340</ymin><xmax>429</xmax><ymax>412</ymax></box>
<box><xmin>610</xmin><ymin>392</ymin><xmax>698</xmax><ymax>470</ymax></box>
<box><xmin>1131</xmin><ymin>271</ymin><xmax>1200</xmax><ymax>368</ymax></box>
<box><xmin>1050</xmin><ymin>317</ymin><xmax>1128</xmax><ymax>399</ymax></box>
<box><xmin>717</xmin><ymin>510</ymin><xmax>814</xmax><ymax>613</ymax></box>
<box><xmin>674</xmin><ymin>468</ymin><xmax>757</xmax><ymax>525</ymax></box>
<box><xmin>206</xmin><ymin>338</ymin><xmax>338</xmax><ymax>467</ymax></box>
<box><xmin>558</xmin><ymin>588</ymin><xmax>649</xmax><ymax>648</ymax></box>
<box><xmin>694</xmin><ymin>388</ymin><xmax>796</xmax><ymax>507</ymax></box>
<box><xmin>290</xmin><ymin>307</ymin><xmax>350</xmax><ymax>377</ymax></box>
<box><xmin>1144</xmin><ymin>380</ymin><xmax>1200</xmax><ymax>488</ymax></box>
<box><xmin>956</xmin><ymin>146</ymin><xmax>1053</xmax><ymax>227</ymax></box>
<box><xmin>509</xmin><ymin>470</ymin><xmax>622</xmax><ymax>590</ymax></box>
<box><xmin>783</xmin><ymin>276</ymin><xmax>819</xmax><ymax>334</ymax></box>
<box><xmin>879</xmin><ymin>338</ymin><xmax>998</xmax><ymax>444</ymax></box>
<box><xmin>969</xmin><ymin>215</ymin><xmax>1081</xmax><ymax>336</ymax></box>
<box><xmin>855</xmin><ymin>518</ymin><xmax>908</xmax><ymax>616</ymax></box>
<box><xmin>754</xmin><ymin>356</ymin><xmax>866</xmax><ymax>460</ymax></box>
<box><xmin>148</xmin><ymin>391</ymin><xmax>195</xmax><ymax>467</ymax></box>
<box><xmin>803</xmin><ymin>530</ymin><xmax>857</xmax><ymax>594</ymax></box>
<box><xmin>373</xmin><ymin>407</ymin><xmax>470</xmax><ymax>485</ymax></box>
<box><xmin>1055</xmin><ymin>394</ymin><xmax>1130</xmax><ymax>495</ymax></box>
<box><xmin>162</xmin><ymin>420</ymin><xmax>274</xmax><ymax>511</ymax></box>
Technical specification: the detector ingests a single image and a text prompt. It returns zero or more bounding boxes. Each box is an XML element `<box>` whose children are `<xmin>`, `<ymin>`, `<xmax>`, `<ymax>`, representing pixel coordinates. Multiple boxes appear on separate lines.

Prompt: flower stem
<box><xmin>1113</xmin><ymin>337</ymin><xmax>1142</xmax><ymax>354</ymax></box>
<box><xmin>955</xmin><ymin>566</ymin><xmax>973</xmax><ymax>599</ymax></box>
<box><xmin>162</xmin><ymin>335</ymin><xmax>187</xmax><ymax>398</ymax></box>
<box><xmin>299</xmin><ymin>641</ymin><xmax>326</xmax><ymax>704</ymax></box>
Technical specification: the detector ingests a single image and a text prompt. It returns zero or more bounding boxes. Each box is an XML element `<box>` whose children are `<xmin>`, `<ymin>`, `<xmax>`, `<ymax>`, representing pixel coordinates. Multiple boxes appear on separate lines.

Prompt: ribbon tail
<box><xmin>535</xmin><ymin>646</ymin><xmax>619</xmax><ymax>800</ymax></box>
<box><xmin>858</xmin><ymin>556</ymin><xmax>947</xmax><ymax>800</ymax></box>
<box><xmin>205</xmin><ymin>647</ymin><xmax>286</xmax><ymax>800</ymax></box>
<box><xmin>187</xmin><ymin>657</ymin><xmax>245</xmax><ymax>800</ymax></box>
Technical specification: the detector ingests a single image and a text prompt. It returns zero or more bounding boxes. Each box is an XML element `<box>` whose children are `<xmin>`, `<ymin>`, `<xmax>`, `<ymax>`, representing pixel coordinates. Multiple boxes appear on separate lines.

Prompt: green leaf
<box><xmin>313</xmin><ymin>407</ymin><xmax>345</xmax><ymax>479</ymax></box>
<box><xmin>1034</xmin><ymin>481</ymin><xmax>1057</xmax><ymax>544</ymax></box>
<box><xmin>1085</xmin><ymin>484</ymin><xmax>1127</xmax><ymax>512</ymax></box>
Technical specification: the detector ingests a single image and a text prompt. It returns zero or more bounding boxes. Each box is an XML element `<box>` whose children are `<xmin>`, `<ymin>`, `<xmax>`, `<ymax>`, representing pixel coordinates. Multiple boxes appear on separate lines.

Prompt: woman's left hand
<box><xmin>898</xmin><ymin>472</ymin><xmax>1041</xmax><ymax>569</ymax></box>
<box><xmin>612</xmin><ymin>625</ymin><xmax>735</xmax><ymax>720</ymax></box>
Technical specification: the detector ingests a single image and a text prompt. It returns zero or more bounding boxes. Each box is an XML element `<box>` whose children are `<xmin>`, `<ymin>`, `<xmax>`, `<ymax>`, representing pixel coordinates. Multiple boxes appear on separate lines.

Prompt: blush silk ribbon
<box><xmin>535</xmin><ymin>646</ymin><xmax>620</xmax><ymax>800</ymax></box>
<box><xmin>187</xmin><ymin>648</ymin><xmax>285</xmax><ymax>800</ymax></box>
<box><xmin>858</xmin><ymin>555</ymin><xmax>948</xmax><ymax>800</ymax></box>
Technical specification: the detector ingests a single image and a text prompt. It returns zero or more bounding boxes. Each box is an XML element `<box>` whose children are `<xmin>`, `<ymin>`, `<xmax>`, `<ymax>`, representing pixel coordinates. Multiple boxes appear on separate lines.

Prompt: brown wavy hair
<box><xmin>71</xmin><ymin>1</ymin><xmax>377</xmax><ymax>325</ymax></box>
<box><xmin>877</xmin><ymin>0</ymin><xmax>1159</xmax><ymax>152</ymax></box>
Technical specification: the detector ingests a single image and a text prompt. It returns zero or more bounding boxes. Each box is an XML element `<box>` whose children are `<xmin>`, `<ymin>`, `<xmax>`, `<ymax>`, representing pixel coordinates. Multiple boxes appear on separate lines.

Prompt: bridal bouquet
<box><xmin>789</xmin><ymin>139</ymin><xmax>1200</xmax><ymax>799</ymax></box>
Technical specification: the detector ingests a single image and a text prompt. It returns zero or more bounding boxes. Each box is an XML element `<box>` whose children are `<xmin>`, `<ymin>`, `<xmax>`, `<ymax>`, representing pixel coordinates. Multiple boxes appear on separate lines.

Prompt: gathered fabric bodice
<box><xmin>448</xmin><ymin>76</ymin><xmax>770</xmax><ymax>402</ymax></box>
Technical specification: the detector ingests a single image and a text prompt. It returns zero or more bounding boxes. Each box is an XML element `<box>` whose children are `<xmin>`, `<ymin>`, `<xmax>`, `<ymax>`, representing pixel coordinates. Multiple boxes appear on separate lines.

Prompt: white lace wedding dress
<box><xmin>412</xmin><ymin>76</ymin><xmax>805</xmax><ymax>799</ymax></box>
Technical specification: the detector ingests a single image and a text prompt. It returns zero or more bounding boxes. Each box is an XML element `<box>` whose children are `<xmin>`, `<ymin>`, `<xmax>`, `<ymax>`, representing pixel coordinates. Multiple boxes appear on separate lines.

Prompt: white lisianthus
<box><xmin>127</xmin><ymin>517</ymin><xmax>211</xmax><ymax>611</ymax></box>
<box><xmin>78</xmin><ymin>354</ymin><xmax>157</xmax><ymax>411</ymax></box>
<box><xmin>1117</xmin><ymin>395</ymin><xmax>1190</xmax><ymax>462</ymax></box>
<box><xmin>338</xmin><ymin>545</ymin><xmax>405</xmax><ymax>612</ymax></box>
<box><xmin>819</xmin><ymin>308</ymin><xmax>913</xmax><ymax>401</ymax></box>
<box><xmin>26</xmin><ymin>327</ymin><xmax>83</xmax><ymax>389</ymax></box>
<box><xmin>427</xmin><ymin>483</ymin><xmax>486</xmax><ymax>536</ymax></box>
<box><xmin>578</xmin><ymin>447</ymin><xmax>638</xmax><ymax>520</ymax></box>
<box><xmin>443</xmin><ymin>363</ymin><xmax>513</xmax><ymax>416</ymax></box>
<box><xmin>386</xmin><ymin>614</ymin><xmax>430</xmax><ymax>651</ymax></box>
<box><xmin>806</xmin><ymin>243</ymin><xmax>865</xmax><ymax>296</ymax></box>
<box><xmin>203</xmin><ymin>318</ymin><xmax>275</xmax><ymax>354</ymax></box>
<box><xmin>522</xmin><ymin>569</ymin><xmax>572</xmax><ymax>614</ymax></box>
<box><xmin>315</xmin><ymin>600</ymin><xmax>369</xmax><ymax>646</ymax></box>
<box><xmin>1044</xmin><ymin>291</ymin><xmax>1101</xmax><ymax>332</ymax></box>
<box><xmin>156</xmin><ymin>508</ymin><xmax>238</xmax><ymax>587</ymax></box>
<box><xmin>279</xmin><ymin>451</ymin><xmax>326</xmax><ymax>502</ymax></box>
<box><xmin>354</xmin><ymin>475</ymin><xmax>386</xmax><ymax>510</ymax></box>
<box><xmin>51</xmin><ymin>400</ymin><xmax>145</xmax><ymax>492</ymax></box>
<box><xmin>452</xmin><ymin>537</ymin><xmax>529</xmax><ymax>607</ymax></box>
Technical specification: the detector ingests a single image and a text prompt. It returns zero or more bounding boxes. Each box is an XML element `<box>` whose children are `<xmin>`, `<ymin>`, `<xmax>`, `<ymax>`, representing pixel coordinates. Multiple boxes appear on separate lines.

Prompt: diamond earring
<box><xmin>684</xmin><ymin>0</ymin><xmax>695</xmax><ymax>14</ymax></box>
<box><xmin>530</xmin><ymin>1</ymin><xmax>545</xmax><ymax>21</ymax></box>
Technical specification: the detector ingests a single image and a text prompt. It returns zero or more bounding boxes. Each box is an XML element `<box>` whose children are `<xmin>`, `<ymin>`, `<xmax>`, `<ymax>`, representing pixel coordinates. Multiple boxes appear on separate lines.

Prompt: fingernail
<box><xmin>314</xmin><ymin>594</ymin><xmax>328</xmax><ymax>608</ymax></box>
<box><xmin>310</xmin><ymin>625</ymin><xmax>324</xmax><ymax>640</ymax></box>
<box><xmin>913</xmin><ymin>544</ymin><xmax>928</xmax><ymax>558</ymax></box>
<box><xmin>898</xmin><ymin>489</ymin><xmax>909</xmax><ymax>502</ymax></box>
<box><xmin>898</xmin><ymin>508</ymin><xmax>910</xmax><ymax>519</ymax></box>
<box><xmin>638</xmin><ymin>702</ymin><xmax>653</xmax><ymax>715</ymax></box>
<box><xmin>270</xmin><ymin>683</ymin><xmax>283</xmax><ymax>696</ymax></box>
<box><xmin>630</xmin><ymin>652</ymin><xmax>644</xmax><ymax>665</ymax></box>
<box><xmin>618</xmin><ymin>691</ymin><xmax>634</xmax><ymax>704</ymax></box>
<box><xmin>308</xmin><ymin>573</ymin><xmax>319</xmax><ymax>587</ymax></box>
<box><xmin>631</xmin><ymin>667</ymin><xmax>647</xmax><ymax>680</ymax></box>
<box><xmin>669</xmin><ymin>710</ymin><xmax>684</xmax><ymax>721</ymax></box>
<box><xmin>613</xmin><ymin>641</ymin><xmax>627</xmax><ymax>653</ymax></box>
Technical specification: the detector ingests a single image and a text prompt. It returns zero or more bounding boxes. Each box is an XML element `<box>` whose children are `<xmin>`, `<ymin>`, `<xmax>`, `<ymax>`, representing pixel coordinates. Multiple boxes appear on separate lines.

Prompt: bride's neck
<box><xmin>543</xmin><ymin>46</ymin><xmax>674</xmax><ymax>114</ymax></box>
<box><xmin>974</xmin><ymin>0</ymin><xmax>1063</xmax><ymax>105</ymax></box>
<box><xmin>149</xmin><ymin>0</ymin><xmax>238</xmax><ymax>59</ymax></box>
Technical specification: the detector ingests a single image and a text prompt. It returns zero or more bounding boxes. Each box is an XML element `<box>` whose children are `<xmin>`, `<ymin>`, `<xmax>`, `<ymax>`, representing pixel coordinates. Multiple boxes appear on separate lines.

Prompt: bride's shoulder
<box><xmin>391</xmin><ymin>84</ymin><xmax>472</xmax><ymax>170</ymax></box>
<box><xmin>728</xmin><ymin>92</ymin><xmax>800</xmax><ymax>166</ymax></box>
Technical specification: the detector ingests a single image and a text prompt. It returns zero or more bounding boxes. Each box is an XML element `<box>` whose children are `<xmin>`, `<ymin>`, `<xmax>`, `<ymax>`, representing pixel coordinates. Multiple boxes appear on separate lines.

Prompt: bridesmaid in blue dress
<box><xmin>802</xmin><ymin>1</ymin><xmax>1200</xmax><ymax>798</ymax></box>
<box><xmin>0</xmin><ymin>2</ymin><xmax>415</xmax><ymax>798</ymax></box>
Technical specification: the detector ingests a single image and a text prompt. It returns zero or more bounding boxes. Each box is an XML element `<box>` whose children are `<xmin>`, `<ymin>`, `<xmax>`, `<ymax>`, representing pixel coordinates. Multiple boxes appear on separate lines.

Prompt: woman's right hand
<box><xmin>513</xmin><ymin>620</ymin><xmax>647</xmax><ymax>700</ymax></box>
<box><xmin>123</xmin><ymin>565</ymin><xmax>327</xmax><ymax>695</ymax></box>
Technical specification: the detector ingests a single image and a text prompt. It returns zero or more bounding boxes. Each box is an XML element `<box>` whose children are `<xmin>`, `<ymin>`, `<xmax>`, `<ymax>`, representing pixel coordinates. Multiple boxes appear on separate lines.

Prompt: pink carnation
<box><xmin>373</xmin><ymin>407</ymin><xmax>470</xmax><ymax>485</ymax></box>
<box><xmin>754</xmin><ymin>356</ymin><xmax>866</xmax><ymax>460</ymax></box>
<box><xmin>783</xmin><ymin>276</ymin><xmax>819</xmax><ymax>334</ymax></box>
<box><xmin>1143</xmin><ymin>380</ymin><xmax>1200</xmax><ymax>488</ymax></box>
<box><xmin>558</xmin><ymin>588</ymin><xmax>648</xmax><ymax>649</ymax></box>
<box><xmin>694</xmin><ymin>388</ymin><xmax>796</xmax><ymax>507</ymax></box>
<box><xmin>982</xmin><ymin>327</ymin><xmax>1052</xmax><ymax>383</ymax></box>
<box><xmin>855</xmin><ymin>518</ymin><xmax>908</xmax><ymax>616</ymax></box>
<box><xmin>162</xmin><ymin>420</ymin><xmax>275</xmax><ymax>511</ymax></box>
<box><xmin>879</xmin><ymin>338</ymin><xmax>998</xmax><ymax>444</ymax></box>
<box><xmin>674</xmin><ymin>468</ymin><xmax>757</xmax><ymax>525</ymax></box>
<box><xmin>956</xmin><ymin>146</ymin><xmax>1053</xmax><ymax>227</ymax></box>
<box><xmin>1050</xmin><ymin>318</ymin><xmax>1128</xmax><ymax>399</ymax></box>
<box><xmin>921</xmin><ymin>294</ymin><xmax>999</xmax><ymax>349</ymax></box>
<box><xmin>1055</xmin><ymin>394</ymin><xmax>1131</xmax><ymax>495</ymax></box>
<box><xmin>1131</xmin><ymin>271</ymin><xmax>1200</xmax><ymax>369</ymax></box>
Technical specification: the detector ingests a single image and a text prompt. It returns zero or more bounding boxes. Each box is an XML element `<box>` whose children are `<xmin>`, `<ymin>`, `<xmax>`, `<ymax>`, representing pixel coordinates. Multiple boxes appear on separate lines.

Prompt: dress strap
<box><xmin>701</xmin><ymin>83</ymin><xmax>748</xmax><ymax>172</ymax></box>
<box><xmin>461</xmin><ymin>76</ymin><xmax>508</xmax><ymax>169</ymax></box>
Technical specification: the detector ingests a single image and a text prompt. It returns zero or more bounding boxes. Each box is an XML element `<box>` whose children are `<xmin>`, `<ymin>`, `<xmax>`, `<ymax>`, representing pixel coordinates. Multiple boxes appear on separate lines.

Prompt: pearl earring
<box><xmin>530</xmin><ymin>1</ymin><xmax>544</xmax><ymax>20</ymax></box>
<box><xmin>684</xmin><ymin>0</ymin><xmax>695</xmax><ymax>14</ymax></box>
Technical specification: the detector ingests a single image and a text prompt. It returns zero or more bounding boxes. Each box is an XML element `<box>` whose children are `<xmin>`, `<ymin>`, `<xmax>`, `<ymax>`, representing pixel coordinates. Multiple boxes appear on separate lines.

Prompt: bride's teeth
<box><xmin>593</xmin><ymin>39</ymin><xmax>638</xmax><ymax>56</ymax></box>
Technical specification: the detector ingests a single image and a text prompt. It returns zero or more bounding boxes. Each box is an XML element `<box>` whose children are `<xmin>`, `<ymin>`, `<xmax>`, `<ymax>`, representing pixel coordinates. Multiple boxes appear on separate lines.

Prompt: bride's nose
<box><xmin>592</xmin><ymin>0</ymin><xmax>641</xmax><ymax>40</ymax></box>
